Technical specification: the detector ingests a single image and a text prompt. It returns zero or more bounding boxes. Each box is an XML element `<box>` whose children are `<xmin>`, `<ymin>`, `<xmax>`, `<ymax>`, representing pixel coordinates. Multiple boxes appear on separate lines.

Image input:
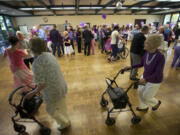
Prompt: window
<box><xmin>0</xmin><ymin>16</ymin><xmax>7</xmax><ymax>31</ymax></box>
<box><xmin>163</xmin><ymin>14</ymin><xmax>171</xmax><ymax>25</ymax></box>
<box><xmin>0</xmin><ymin>16</ymin><xmax>8</xmax><ymax>41</ymax></box>
<box><xmin>5</xmin><ymin>16</ymin><xmax>15</xmax><ymax>36</ymax></box>
<box><xmin>171</xmin><ymin>13</ymin><xmax>179</xmax><ymax>24</ymax></box>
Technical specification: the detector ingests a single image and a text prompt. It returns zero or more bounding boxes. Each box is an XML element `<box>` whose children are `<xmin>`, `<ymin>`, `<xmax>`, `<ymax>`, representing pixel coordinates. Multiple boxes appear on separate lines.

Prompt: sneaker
<box><xmin>136</xmin><ymin>107</ymin><xmax>149</xmax><ymax>112</ymax></box>
<box><xmin>152</xmin><ymin>100</ymin><xmax>161</xmax><ymax>111</ymax></box>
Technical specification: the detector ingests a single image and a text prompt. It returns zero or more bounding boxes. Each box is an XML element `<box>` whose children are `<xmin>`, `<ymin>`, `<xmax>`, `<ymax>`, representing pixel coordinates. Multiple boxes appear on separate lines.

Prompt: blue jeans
<box><xmin>110</xmin><ymin>44</ymin><xmax>118</xmax><ymax>58</ymax></box>
<box><xmin>171</xmin><ymin>46</ymin><xmax>180</xmax><ymax>68</ymax></box>
<box><xmin>173</xmin><ymin>40</ymin><xmax>177</xmax><ymax>48</ymax></box>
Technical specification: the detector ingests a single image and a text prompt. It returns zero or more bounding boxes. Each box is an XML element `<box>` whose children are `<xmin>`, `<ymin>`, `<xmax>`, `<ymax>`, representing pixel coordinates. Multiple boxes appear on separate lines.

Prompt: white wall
<box><xmin>15</xmin><ymin>15</ymin><xmax>163</xmax><ymax>29</ymax></box>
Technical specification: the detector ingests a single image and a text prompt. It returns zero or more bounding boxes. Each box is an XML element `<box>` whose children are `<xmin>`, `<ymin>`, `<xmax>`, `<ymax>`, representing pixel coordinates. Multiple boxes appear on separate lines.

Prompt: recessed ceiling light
<box><xmin>106</xmin><ymin>7</ymin><xmax>116</xmax><ymax>9</ymax></box>
<box><xmin>19</xmin><ymin>8</ymin><xmax>33</xmax><ymax>10</ymax></box>
<box><xmin>51</xmin><ymin>7</ymin><xmax>75</xmax><ymax>10</ymax></box>
<box><xmin>34</xmin><ymin>8</ymin><xmax>47</xmax><ymax>10</ymax></box>
<box><xmin>79</xmin><ymin>7</ymin><xmax>91</xmax><ymax>9</ymax></box>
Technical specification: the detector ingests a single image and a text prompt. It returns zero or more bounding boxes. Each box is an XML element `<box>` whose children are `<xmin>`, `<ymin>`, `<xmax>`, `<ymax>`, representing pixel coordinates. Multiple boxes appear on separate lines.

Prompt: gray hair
<box><xmin>29</xmin><ymin>38</ymin><xmax>47</xmax><ymax>55</ymax></box>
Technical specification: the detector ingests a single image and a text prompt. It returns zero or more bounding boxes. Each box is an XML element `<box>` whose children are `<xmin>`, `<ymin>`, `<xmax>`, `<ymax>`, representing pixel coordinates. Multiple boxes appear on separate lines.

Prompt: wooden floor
<box><xmin>0</xmin><ymin>42</ymin><xmax>180</xmax><ymax>135</ymax></box>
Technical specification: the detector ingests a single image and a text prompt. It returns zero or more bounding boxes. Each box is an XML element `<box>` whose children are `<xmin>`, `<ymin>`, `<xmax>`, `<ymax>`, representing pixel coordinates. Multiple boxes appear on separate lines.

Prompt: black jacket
<box><xmin>175</xmin><ymin>28</ymin><xmax>180</xmax><ymax>40</ymax></box>
<box><xmin>50</xmin><ymin>29</ymin><xmax>62</xmax><ymax>45</ymax></box>
<box><xmin>83</xmin><ymin>29</ymin><xmax>92</xmax><ymax>43</ymax></box>
<box><xmin>130</xmin><ymin>32</ymin><xmax>146</xmax><ymax>57</ymax></box>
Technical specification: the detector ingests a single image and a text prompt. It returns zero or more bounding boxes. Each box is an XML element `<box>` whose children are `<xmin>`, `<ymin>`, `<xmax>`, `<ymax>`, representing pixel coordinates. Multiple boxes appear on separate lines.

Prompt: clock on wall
<box><xmin>42</xmin><ymin>17</ymin><xmax>48</xmax><ymax>23</ymax></box>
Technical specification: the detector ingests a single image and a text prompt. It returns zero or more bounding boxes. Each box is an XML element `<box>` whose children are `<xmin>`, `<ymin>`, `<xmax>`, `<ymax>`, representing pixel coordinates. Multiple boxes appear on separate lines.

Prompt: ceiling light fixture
<box><xmin>19</xmin><ymin>8</ymin><xmax>33</xmax><ymax>10</ymax></box>
<box><xmin>34</xmin><ymin>8</ymin><xmax>47</xmax><ymax>10</ymax></box>
<box><xmin>51</xmin><ymin>7</ymin><xmax>75</xmax><ymax>10</ymax></box>
<box><xmin>116</xmin><ymin>0</ymin><xmax>125</xmax><ymax>9</ymax></box>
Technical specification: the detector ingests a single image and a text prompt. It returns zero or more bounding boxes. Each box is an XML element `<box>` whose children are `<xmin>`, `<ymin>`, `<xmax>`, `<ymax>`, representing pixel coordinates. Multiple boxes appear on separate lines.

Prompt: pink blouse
<box><xmin>4</xmin><ymin>49</ymin><xmax>27</xmax><ymax>72</ymax></box>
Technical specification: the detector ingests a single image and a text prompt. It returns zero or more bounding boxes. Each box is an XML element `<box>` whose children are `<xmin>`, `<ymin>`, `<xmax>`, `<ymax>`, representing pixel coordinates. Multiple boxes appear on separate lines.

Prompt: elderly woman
<box><xmin>24</xmin><ymin>38</ymin><xmax>70</xmax><ymax>131</ymax></box>
<box><xmin>125</xmin><ymin>34</ymin><xmax>165</xmax><ymax>111</ymax></box>
<box><xmin>16</xmin><ymin>31</ymin><xmax>34</xmax><ymax>69</ymax></box>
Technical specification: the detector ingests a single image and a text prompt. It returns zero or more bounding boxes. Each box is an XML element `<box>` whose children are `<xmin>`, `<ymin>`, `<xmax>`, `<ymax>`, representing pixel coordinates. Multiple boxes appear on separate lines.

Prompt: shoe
<box><xmin>107</xmin><ymin>57</ymin><xmax>111</xmax><ymax>62</ymax></box>
<box><xmin>57</xmin><ymin>122</ymin><xmax>71</xmax><ymax>131</ymax></box>
<box><xmin>152</xmin><ymin>100</ymin><xmax>161</xmax><ymax>111</ymax></box>
<box><xmin>130</xmin><ymin>77</ymin><xmax>139</xmax><ymax>81</ymax></box>
<box><xmin>136</xmin><ymin>107</ymin><xmax>149</xmax><ymax>112</ymax></box>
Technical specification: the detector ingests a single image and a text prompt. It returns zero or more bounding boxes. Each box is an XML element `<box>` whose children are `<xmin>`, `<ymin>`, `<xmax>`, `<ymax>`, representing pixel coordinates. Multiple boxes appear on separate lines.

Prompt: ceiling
<box><xmin>0</xmin><ymin>0</ymin><xmax>180</xmax><ymax>16</ymax></box>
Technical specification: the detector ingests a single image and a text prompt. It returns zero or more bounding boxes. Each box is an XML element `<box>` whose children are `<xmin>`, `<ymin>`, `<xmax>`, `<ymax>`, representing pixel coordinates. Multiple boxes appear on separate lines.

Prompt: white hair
<box><xmin>16</xmin><ymin>31</ymin><xmax>23</xmax><ymax>36</ymax></box>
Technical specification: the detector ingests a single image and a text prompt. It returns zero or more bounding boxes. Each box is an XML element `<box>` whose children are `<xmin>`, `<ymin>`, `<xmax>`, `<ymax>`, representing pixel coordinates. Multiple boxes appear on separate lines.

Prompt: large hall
<box><xmin>0</xmin><ymin>0</ymin><xmax>180</xmax><ymax>135</ymax></box>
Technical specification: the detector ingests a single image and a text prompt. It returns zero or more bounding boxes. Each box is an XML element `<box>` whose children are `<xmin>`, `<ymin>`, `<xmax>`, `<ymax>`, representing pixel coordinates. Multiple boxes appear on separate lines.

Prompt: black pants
<box><xmin>24</xmin><ymin>58</ymin><xmax>34</xmax><ymax>69</ymax></box>
<box><xmin>52</xmin><ymin>43</ymin><xmax>62</xmax><ymax>57</ymax></box>
<box><xmin>71</xmin><ymin>40</ymin><xmax>75</xmax><ymax>54</ymax></box>
<box><xmin>168</xmin><ymin>41</ymin><xmax>171</xmax><ymax>48</ymax></box>
<box><xmin>110</xmin><ymin>44</ymin><xmax>118</xmax><ymax>58</ymax></box>
<box><xmin>84</xmin><ymin>41</ymin><xmax>91</xmax><ymax>56</ymax></box>
<box><xmin>60</xmin><ymin>44</ymin><xmax>64</xmax><ymax>55</ymax></box>
<box><xmin>77</xmin><ymin>39</ymin><xmax>81</xmax><ymax>53</ymax></box>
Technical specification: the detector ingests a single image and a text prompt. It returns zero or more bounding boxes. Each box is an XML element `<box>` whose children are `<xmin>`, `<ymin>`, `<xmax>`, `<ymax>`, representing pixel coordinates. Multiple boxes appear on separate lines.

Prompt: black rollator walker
<box><xmin>100</xmin><ymin>68</ymin><xmax>141</xmax><ymax>126</ymax></box>
<box><xmin>8</xmin><ymin>86</ymin><xmax>51</xmax><ymax>135</ymax></box>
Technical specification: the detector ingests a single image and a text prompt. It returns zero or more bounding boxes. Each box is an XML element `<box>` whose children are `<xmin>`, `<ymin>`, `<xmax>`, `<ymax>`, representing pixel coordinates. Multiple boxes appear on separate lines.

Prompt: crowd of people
<box><xmin>3</xmin><ymin>20</ymin><xmax>180</xmax><ymax>133</ymax></box>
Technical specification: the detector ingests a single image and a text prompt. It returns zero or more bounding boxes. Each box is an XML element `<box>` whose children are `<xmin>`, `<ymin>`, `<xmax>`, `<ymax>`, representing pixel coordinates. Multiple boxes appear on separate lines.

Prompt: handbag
<box><xmin>22</xmin><ymin>95</ymin><xmax>43</xmax><ymax>115</ymax></box>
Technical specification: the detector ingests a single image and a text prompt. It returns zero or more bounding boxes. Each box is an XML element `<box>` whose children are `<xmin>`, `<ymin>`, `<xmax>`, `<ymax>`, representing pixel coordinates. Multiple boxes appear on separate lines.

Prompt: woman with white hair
<box><xmin>125</xmin><ymin>34</ymin><xmax>165</xmax><ymax>112</ymax></box>
<box><xmin>16</xmin><ymin>31</ymin><xmax>34</xmax><ymax>69</ymax></box>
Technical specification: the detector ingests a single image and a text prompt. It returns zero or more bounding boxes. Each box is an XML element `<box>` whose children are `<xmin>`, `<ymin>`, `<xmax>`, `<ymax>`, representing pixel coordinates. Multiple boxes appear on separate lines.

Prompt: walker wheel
<box><xmin>100</xmin><ymin>98</ymin><xmax>108</xmax><ymax>108</ymax></box>
<box><xmin>18</xmin><ymin>132</ymin><xmax>29</xmax><ymax>135</ymax></box>
<box><xmin>40</xmin><ymin>127</ymin><xmax>51</xmax><ymax>135</ymax></box>
<box><xmin>131</xmin><ymin>116</ymin><xmax>141</xmax><ymax>124</ymax></box>
<box><xmin>14</xmin><ymin>124</ymin><xmax>26</xmax><ymax>133</ymax></box>
<box><xmin>106</xmin><ymin>117</ymin><xmax>115</xmax><ymax>126</ymax></box>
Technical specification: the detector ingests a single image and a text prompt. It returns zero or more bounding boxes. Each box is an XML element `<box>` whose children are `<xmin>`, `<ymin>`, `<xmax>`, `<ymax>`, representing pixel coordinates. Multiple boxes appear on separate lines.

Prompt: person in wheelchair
<box><xmin>24</xmin><ymin>38</ymin><xmax>71</xmax><ymax>131</ymax></box>
<box><xmin>125</xmin><ymin>34</ymin><xmax>165</xmax><ymax>112</ymax></box>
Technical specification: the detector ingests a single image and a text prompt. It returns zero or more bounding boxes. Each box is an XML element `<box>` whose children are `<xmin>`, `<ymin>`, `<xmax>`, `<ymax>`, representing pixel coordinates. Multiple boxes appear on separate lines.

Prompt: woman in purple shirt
<box><xmin>125</xmin><ymin>34</ymin><xmax>165</xmax><ymax>112</ymax></box>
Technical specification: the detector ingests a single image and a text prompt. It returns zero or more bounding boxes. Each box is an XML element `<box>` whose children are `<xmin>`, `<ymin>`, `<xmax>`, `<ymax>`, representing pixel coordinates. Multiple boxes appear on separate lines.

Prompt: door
<box><xmin>134</xmin><ymin>19</ymin><xmax>146</xmax><ymax>28</ymax></box>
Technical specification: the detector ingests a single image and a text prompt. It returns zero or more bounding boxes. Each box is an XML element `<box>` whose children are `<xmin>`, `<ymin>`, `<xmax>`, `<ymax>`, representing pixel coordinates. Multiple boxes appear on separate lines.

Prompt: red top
<box><xmin>4</xmin><ymin>49</ymin><xmax>27</xmax><ymax>72</ymax></box>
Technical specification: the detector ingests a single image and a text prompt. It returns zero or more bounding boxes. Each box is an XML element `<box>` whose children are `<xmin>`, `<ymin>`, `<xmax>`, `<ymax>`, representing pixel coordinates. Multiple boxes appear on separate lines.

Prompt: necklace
<box><xmin>146</xmin><ymin>52</ymin><xmax>157</xmax><ymax>65</ymax></box>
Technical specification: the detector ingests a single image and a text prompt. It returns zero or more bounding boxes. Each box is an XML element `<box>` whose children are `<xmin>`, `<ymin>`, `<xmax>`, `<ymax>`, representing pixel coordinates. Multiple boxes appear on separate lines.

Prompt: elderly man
<box><xmin>130</xmin><ymin>25</ymin><xmax>149</xmax><ymax>80</ymax></box>
<box><xmin>50</xmin><ymin>24</ymin><xmax>63</xmax><ymax>57</ymax></box>
<box><xmin>158</xmin><ymin>26</ymin><xmax>168</xmax><ymax>42</ymax></box>
<box><xmin>16</xmin><ymin>31</ymin><xmax>34</xmax><ymax>69</ymax></box>
<box><xmin>36</xmin><ymin>25</ymin><xmax>46</xmax><ymax>40</ymax></box>
<box><xmin>158</xmin><ymin>26</ymin><xmax>168</xmax><ymax>58</ymax></box>
<box><xmin>131</xmin><ymin>24</ymin><xmax>140</xmax><ymax>40</ymax></box>
<box><xmin>83</xmin><ymin>25</ymin><xmax>93</xmax><ymax>56</ymax></box>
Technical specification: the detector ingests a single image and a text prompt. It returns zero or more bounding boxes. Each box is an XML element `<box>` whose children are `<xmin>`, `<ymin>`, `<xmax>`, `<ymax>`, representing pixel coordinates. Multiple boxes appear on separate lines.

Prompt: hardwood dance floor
<box><xmin>0</xmin><ymin>42</ymin><xmax>180</xmax><ymax>135</ymax></box>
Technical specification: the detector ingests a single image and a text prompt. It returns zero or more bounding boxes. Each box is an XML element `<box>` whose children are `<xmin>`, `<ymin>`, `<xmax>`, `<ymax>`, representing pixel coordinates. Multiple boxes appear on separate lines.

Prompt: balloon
<box><xmin>33</xmin><ymin>26</ymin><xmax>36</xmax><ymax>31</ymax></box>
<box><xmin>141</xmin><ymin>21</ymin><xmax>144</xmax><ymax>26</ymax></box>
<box><xmin>102</xmin><ymin>14</ymin><xmax>107</xmax><ymax>20</ymax></box>
<box><xmin>169</xmin><ymin>23</ymin><xmax>173</xmax><ymax>27</ymax></box>
<box><xmin>80</xmin><ymin>22</ymin><xmax>85</xmax><ymax>27</ymax></box>
<box><xmin>46</xmin><ymin>25</ymin><xmax>50</xmax><ymax>30</ymax></box>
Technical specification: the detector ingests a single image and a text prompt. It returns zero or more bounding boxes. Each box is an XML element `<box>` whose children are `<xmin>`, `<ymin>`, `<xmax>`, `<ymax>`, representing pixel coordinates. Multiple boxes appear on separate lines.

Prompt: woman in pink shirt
<box><xmin>4</xmin><ymin>36</ymin><xmax>34</xmax><ymax>91</ymax></box>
